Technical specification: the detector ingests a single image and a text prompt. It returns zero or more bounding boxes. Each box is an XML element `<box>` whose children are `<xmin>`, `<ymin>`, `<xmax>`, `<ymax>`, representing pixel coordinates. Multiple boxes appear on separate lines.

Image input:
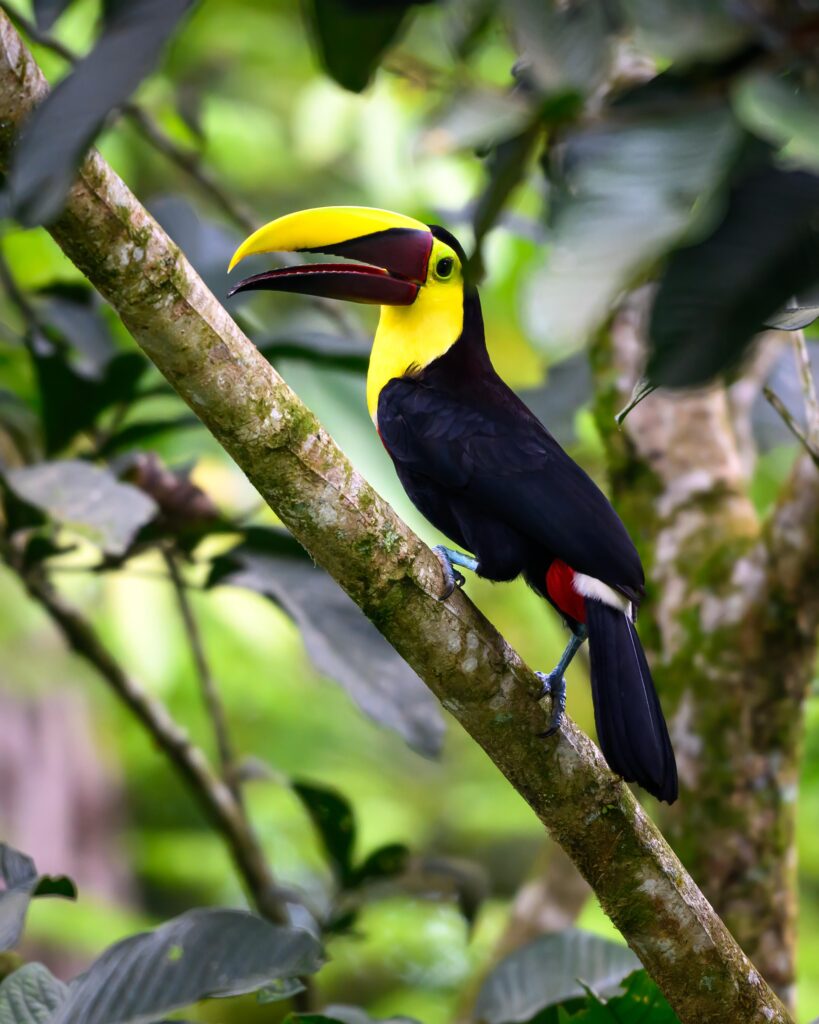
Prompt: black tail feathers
<box><xmin>586</xmin><ymin>600</ymin><xmax>678</xmax><ymax>804</ymax></box>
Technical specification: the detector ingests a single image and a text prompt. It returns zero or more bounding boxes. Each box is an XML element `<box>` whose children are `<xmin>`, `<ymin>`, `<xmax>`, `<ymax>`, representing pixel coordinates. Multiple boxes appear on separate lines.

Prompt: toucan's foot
<box><xmin>433</xmin><ymin>545</ymin><xmax>477</xmax><ymax>601</ymax></box>
<box><xmin>535</xmin><ymin>671</ymin><xmax>566</xmax><ymax>738</ymax></box>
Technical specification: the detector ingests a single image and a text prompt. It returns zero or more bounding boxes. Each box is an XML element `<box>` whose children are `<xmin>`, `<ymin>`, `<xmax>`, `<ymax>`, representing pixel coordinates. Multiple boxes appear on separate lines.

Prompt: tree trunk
<box><xmin>591</xmin><ymin>292</ymin><xmax>819</xmax><ymax>1006</ymax></box>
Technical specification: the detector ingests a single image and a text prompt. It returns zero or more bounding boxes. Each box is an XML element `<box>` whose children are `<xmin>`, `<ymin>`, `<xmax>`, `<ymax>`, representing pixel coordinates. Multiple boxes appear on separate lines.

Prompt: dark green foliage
<box><xmin>0</xmin><ymin>845</ymin><xmax>76</xmax><ymax>953</ymax></box>
<box><xmin>49</xmin><ymin>908</ymin><xmax>323</xmax><ymax>1024</ymax></box>
<box><xmin>648</xmin><ymin>164</ymin><xmax>819</xmax><ymax>386</ymax></box>
<box><xmin>0</xmin><ymin>963</ymin><xmax>68</xmax><ymax>1024</ymax></box>
<box><xmin>476</xmin><ymin>930</ymin><xmax>640</xmax><ymax>1024</ymax></box>
<box><xmin>3</xmin><ymin>0</ymin><xmax>193</xmax><ymax>224</ymax></box>
<box><xmin>294</xmin><ymin>782</ymin><xmax>358</xmax><ymax>887</ymax></box>
<box><xmin>307</xmin><ymin>0</ymin><xmax>433</xmax><ymax>93</ymax></box>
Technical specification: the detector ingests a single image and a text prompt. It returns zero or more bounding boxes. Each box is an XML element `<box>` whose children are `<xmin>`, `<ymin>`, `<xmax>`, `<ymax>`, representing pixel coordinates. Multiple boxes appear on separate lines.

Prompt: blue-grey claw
<box><xmin>535</xmin><ymin>670</ymin><xmax>566</xmax><ymax>738</ymax></box>
<box><xmin>433</xmin><ymin>544</ymin><xmax>466</xmax><ymax>601</ymax></box>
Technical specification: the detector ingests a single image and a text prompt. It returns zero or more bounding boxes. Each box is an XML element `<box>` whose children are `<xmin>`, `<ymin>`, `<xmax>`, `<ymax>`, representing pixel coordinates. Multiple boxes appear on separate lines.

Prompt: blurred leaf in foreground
<box><xmin>649</xmin><ymin>164</ymin><xmax>819</xmax><ymax>387</ymax></box>
<box><xmin>0</xmin><ymin>962</ymin><xmax>68</xmax><ymax>1024</ymax></box>
<box><xmin>3</xmin><ymin>0</ymin><xmax>193</xmax><ymax>225</ymax></box>
<box><xmin>6</xmin><ymin>460</ymin><xmax>158</xmax><ymax>556</ymax></box>
<box><xmin>307</xmin><ymin>0</ymin><xmax>434</xmax><ymax>93</ymax></box>
<box><xmin>527</xmin><ymin>105</ymin><xmax>742</xmax><ymax>350</ymax></box>
<box><xmin>0</xmin><ymin>844</ymin><xmax>76</xmax><ymax>953</ymax></box>
<box><xmin>207</xmin><ymin>527</ymin><xmax>445</xmax><ymax>757</ymax></box>
<box><xmin>475</xmin><ymin>929</ymin><xmax>639</xmax><ymax>1024</ymax></box>
<box><xmin>50</xmin><ymin>908</ymin><xmax>323</xmax><ymax>1024</ymax></box>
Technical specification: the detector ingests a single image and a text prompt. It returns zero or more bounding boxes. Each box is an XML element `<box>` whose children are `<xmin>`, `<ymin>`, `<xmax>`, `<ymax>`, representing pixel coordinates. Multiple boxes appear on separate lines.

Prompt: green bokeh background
<box><xmin>0</xmin><ymin>0</ymin><xmax>817</xmax><ymax>1020</ymax></box>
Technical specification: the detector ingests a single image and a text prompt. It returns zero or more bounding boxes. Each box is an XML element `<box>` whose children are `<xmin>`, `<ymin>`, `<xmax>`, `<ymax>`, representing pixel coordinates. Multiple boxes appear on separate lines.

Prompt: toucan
<box><xmin>228</xmin><ymin>206</ymin><xmax>678</xmax><ymax>804</ymax></box>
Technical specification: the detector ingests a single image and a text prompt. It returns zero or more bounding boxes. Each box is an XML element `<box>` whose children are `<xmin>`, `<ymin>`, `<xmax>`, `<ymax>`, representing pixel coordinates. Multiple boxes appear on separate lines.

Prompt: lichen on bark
<box><xmin>591</xmin><ymin>290</ymin><xmax>819</xmax><ymax>1007</ymax></box>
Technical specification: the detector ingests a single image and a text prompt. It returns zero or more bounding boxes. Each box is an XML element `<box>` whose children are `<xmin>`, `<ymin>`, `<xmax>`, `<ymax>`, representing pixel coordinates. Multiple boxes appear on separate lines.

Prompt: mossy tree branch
<box><xmin>0</xmin><ymin>15</ymin><xmax>794</xmax><ymax>1024</ymax></box>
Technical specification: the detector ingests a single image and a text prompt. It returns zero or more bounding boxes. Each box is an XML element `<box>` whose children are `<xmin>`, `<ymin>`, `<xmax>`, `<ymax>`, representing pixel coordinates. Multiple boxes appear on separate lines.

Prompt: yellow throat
<box><xmin>366</xmin><ymin>236</ymin><xmax>465</xmax><ymax>421</ymax></box>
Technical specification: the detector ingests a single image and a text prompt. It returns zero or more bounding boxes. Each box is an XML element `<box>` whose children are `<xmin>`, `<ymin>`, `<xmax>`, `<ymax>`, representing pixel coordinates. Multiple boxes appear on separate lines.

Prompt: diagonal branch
<box><xmin>0</xmin><ymin>544</ymin><xmax>287</xmax><ymax>927</ymax></box>
<box><xmin>0</xmin><ymin>14</ymin><xmax>793</xmax><ymax>1024</ymax></box>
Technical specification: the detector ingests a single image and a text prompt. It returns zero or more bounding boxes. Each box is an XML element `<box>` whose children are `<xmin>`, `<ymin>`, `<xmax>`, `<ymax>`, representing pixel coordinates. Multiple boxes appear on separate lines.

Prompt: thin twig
<box><xmin>791</xmin><ymin>329</ymin><xmax>819</xmax><ymax>448</ymax></box>
<box><xmin>121</xmin><ymin>103</ymin><xmax>259</xmax><ymax>235</ymax></box>
<box><xmin>0</xmin><ymin>540</ymin><xmax>288</xmax><ymax>926</ymax></box>
<box><xmin>763</xmin><ymin>385</ymin><xmax>819</xmax><ymax>467</ymax></box>
<box><xmin>163</xmin><ymin>547</ymin><xmax>243</xmax><ymax>805</ymax></box>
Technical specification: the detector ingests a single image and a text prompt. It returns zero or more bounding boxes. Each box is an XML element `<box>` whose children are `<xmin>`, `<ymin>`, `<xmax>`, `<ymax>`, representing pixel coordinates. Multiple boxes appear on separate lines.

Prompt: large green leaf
<box><xmin>307</xmin><ymin>0</ymin><xmax>429</xmax><ymax>93</ymax></box>
<box><xmin>648</xmin><ymin>164</ymin><xmax>819</xmax><ymax>387</ymax></box>
<box><xmin>508</xmin><ymin>0</ymin><xmax>613</xmax><ymax>97</ymax></box>
<box><xmin>0</xmin><ymin>963</ymin><xmax>68</xmax><ymax>1024</ymax></box>
<box><xmin>6</xmin><ymin>461</ymin><xmax>158</xmax><ymax>556</ymax></box>
<box><xmin>733</xmin><ymin>71</ymin><xmax>819</xmax><ymax>173</ymax></box>
<box><xmin>50</xmin><ymin>908</ymin><xmax>323</xmax><ymax>1024</ymax></box>
<box><xmin>207</xmin><ymin>528</ymin><xmax>444</xmax><ymax>757</ymax></box>
<box><xmin>3</xmin><ymin>0</ymin><xmax>193</xmax><ymax>225</ymax></box>
<box><xmin>0</xmin><ymin>845</ymin><xmax>76</xmax><ymax>953</ymax></box>
<box><xmin>475</xmin><ymin>930</ymin><xmax>639</xmax><ymax>1024</ymax></box>
<box><xmin>625</xmin><ymin>0</ymin><xmax>750</xmax><ymax>64</ymax></box>
<box><xmin>527</xmin><ymin>104</ymin><xmax>742</xmax><ymax>349</ymax></box>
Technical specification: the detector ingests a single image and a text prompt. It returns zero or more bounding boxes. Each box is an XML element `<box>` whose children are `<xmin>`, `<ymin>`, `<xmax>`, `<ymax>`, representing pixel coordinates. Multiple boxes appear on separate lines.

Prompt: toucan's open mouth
<box><xmin>227</xmin><ymin>208</ymin><xmax>433</xmax><ymax>306</ymax></box>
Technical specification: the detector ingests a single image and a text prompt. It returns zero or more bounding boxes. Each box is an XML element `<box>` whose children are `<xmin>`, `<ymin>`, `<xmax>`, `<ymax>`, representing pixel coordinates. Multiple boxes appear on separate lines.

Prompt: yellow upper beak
<box><xmin>228</xmin><ymin>206</ymin><xmax>429</xmax><ymax>272</ymax></box>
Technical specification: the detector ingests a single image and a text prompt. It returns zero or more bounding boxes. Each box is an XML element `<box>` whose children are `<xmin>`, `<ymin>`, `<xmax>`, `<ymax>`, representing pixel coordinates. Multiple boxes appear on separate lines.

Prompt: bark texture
<box><xmin>0</xmin><ymin>15</ymin><xmax>798</xmax><ymax>1023</ymax></box>
<box><xmin>592</xmin><ymin>293</ymin><xmax>819</xmax><ymax>1007</ymax></box>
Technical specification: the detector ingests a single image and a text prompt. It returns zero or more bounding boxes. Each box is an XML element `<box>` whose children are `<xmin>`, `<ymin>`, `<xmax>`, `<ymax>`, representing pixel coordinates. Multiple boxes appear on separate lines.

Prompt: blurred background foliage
<box><xmin>0</xmin><ymin>0</ymin><xmax>818</xmax><ymax>1021</ymax></box>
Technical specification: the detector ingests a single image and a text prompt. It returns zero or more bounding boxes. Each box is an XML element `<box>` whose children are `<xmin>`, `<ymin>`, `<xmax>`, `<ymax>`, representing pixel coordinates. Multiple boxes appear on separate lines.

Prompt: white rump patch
<box><xmin>573</xmin><ymin>573</ymin><xmax>631</xmax><ymax>614</ymax></box>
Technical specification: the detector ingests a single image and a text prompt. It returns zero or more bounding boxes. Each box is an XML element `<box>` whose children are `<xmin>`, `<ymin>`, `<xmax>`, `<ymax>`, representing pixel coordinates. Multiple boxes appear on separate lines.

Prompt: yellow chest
<box><xmin>366</xmin><ymin>290</ymin><xmax>464</xmax><ymax>421</ymax></box>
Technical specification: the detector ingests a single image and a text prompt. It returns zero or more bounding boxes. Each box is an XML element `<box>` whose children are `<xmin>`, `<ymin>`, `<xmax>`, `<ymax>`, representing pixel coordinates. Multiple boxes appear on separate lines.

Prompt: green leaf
<box><xmin>470</xmin><ymin>124</ymin><xmax>542</xmax><ymax>281</ymax></box>
<box><xmin>33</xmin><ymin>0</ymin><xmax>76</xmax><ymax>31</ymax></box>
<box><xmin>648</xmin><ymin>164</ymin><xmax>819</xmax><ymax>387</ymax></box>
<box><xmin>32</xmin><ymin>342</ymin><xmax>148</xmax><ymax>456</ymax></box>
<box><xmin>0</xmin><ymin>963</ymin><xmax>68</xmax><ymax>1024</ymax></box>
<box><xmin>422</xmin><ymin>89</ymin><xmax>534</xmax><ymax>155</ymax></box>
<box><xmin>733</xmin><ymin>71</ymin><xmax>819</xmax><ymax>173</ymax></box>
<box><xmin>307</xmin><ymin>0</ymin><xmax>426</xmax><ymax>93</ymax></box>
<box><xmin>206</xmin><ymin>528</ymin><xmax>444</xmax><ymax>757</ymax></box>
<box><xmin>6</xmin><ymin>461</ymin><xmax>158</xmax><ymax>557</ymax></box>
<box><xmin>293</xmin><ymin>782</ymin><xmax>356</xmax><ymax>887</ymax></box>
<box><xmin>0</xmin><ymin>844</ymin><xmax>76</xmax><ymax>953</ymax></box>
<box><xmin>290</xmin><ymin>1011</ymin><xmax>421</xmax><ymax>1024</ymax></box>
<box><xmin>50</xmin><ymin>908</ymin><xmax>323</xmax><ymax>1024</ymax></box>
<box><xmin>508</xmin><ymin>0</ymin><xmax>614</xmax><ymax>96</ymax></box>
<box><xmin>475</xmin><ymin>930</ymin><xmax>639</xmax><ymax>1024</ymax></box>
<box><xmin>96</xmin><ymin>414</ymin><xmax>201</xmax><ymax>457</ymax></box>
<box><xmin>529</xmin><ymin>104</ymin><xmax>743</xmax><ymax>349</ymax></box>
<box><xmin>626</xmin><ymin>0</ymin><xmax>751</xmax><ymax>64</ymax></box>
<box><xmin>561</xmin><ymin>971</ymin><xmax>680</xmax><ymax>1023</ymax></box>
<box><xmin>350</xmin><ymin>843</ymin><xmax>409</xmax><ymax>887</ymax></box>
<box><xmin>3</xmin><ymin>0</ymin><xmax>194</xmax><ymax>225</ymax></box>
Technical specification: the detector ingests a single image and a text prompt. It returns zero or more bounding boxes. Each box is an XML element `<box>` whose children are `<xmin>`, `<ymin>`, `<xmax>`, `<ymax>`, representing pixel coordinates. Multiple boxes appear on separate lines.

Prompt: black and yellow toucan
<box><xmin>228</xmin><ymin>206</ymin><xmax>678</xmax><ymax>804</ymax></box>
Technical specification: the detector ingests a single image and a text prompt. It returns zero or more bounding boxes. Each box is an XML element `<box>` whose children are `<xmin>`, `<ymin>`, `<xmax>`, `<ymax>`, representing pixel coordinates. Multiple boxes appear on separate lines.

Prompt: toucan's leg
<box><xmin>433</xmin><ymin>545</ymin><xmax>479</xmax><ymax>601</ymax></box>
<box><xmin>536</xmin><ymin>624</ymin><xmax>588</xmax><ymax>737</ymax></box>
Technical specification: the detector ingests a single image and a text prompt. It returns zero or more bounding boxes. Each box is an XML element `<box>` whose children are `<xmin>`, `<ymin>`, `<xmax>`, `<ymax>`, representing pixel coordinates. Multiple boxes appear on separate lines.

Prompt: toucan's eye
<box><xmin>435</xmin><ymin>256</ymin><xmax>454</xmax><ymax>280</ymax></box>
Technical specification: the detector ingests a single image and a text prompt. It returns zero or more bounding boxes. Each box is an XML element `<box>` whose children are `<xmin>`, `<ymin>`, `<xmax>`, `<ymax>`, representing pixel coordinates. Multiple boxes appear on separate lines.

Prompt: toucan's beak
<box><xmin>227</xmin><ymin>206</ymin><xmax>433</xmax><ymax>305</ymax></box>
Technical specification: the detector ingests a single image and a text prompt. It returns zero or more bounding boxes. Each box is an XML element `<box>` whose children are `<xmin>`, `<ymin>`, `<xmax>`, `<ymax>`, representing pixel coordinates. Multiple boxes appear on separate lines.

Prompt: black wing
<box><xmin>378</xmin><ymin>377</ymin><xmax>644</xmax><ymax>594</ymax></box>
